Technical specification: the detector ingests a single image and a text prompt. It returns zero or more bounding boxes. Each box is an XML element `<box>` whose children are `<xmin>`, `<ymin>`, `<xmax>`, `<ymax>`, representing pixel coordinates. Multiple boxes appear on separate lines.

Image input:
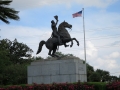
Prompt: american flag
<box><xmin>72</xmin><ymin>11</ymin><xmax>82</xmax><ymax>18</ymax></box>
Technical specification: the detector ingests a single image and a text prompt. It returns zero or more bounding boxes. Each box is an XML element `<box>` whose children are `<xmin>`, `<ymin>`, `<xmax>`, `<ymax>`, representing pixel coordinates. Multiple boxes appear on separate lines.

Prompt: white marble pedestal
<box><xmin>27</xmin><ymin>59</ymin><xmax>87</xmax><ymax>84</ymax></box>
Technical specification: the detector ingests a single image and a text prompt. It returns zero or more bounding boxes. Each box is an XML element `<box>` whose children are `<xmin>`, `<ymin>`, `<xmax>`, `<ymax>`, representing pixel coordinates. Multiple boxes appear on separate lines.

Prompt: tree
<box><xmin>110</xmin><ymin>76</ymin><xmax>118</xmax><ymax>82</ymax></box>
<box><xmin>0</xmin><ymin>0</ymin><xmax>19</xmax><ymax>24</ymax></box>
<box><xmin>0</xmin><ymin>39</ymin><xmax>33</xmax><ymax>64</ymax></box>
<box><xmin>87</xmin><ymin>63</ymin><xmax>94</xmax><ymax>81</ymax></box>
<box><xmin>89</xmin><ymin>72</ymin><xmax>101</xmax><ymax>82</ymax></box>
<box><xmin>119</xmin><ymin>75</ymin><xmax>120</xmax><ymax>80</ymax></box>
<box><xmin>0</xmin><ymin>39</ymin><xmax>33</xmax><ymax>85</ymax></box>
<box><xmin>96</xmin><ymin>69</ymin><xmax>110</xmax><ymax>82</ymax></box>
<box><xmin>2</xmin><ymin>64</ymin><xmax>27</xmax><ymax>85</ymax></box>
<box><xmin>0</xmin><ymin>49</ymin><xmax>12</xmax><ymax>85</ymax></box>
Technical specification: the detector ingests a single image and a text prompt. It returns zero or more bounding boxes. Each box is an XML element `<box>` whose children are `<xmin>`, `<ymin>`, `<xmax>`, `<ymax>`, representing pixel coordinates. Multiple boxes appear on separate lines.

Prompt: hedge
<box><xmin>0</xmin><ymin>81</ymin><xmax>120</xmax><ymax>90</ymax></box>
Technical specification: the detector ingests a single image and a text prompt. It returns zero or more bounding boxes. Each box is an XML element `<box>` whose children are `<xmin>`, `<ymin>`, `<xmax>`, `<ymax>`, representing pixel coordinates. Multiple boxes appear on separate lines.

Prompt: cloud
<box><xmin>86</xmin><ymin>41</ymin><xmax>98</xmax><ymax>58</ymax></box>
<box><xmin>105</xmin><ymin>52</ymin><xmax>120</xmax><ymax>59</ymax></box>
<box><xmin>94</xmin><ymin>57</ymin><xmax>119</xmax><ymax>72</ymax></box>
<box><xmin>110</xmin><ymin>41</ymin><xmax>120</xmax><ymax>46</ymax></box>
<box><xmin>11</xmin><ymin>0</ymin><xmax>118</xmax><ymax>10</ymax></box>
<box><xmin>86</xmin><ymin>50</ymin><xmax>120</xmax><ymax>76</ymax></box>
<box><xmin>1</xmin><ymin>25</ymin><xmax>51</xmax><ymax>39</ymax></box>
<box><xmin>0</xmin><ymin>25</ymin><xmax>51</xmax><ymax>56</ymax></box>
<box><xmin>75</xmin><ymin>0</ymin><xmax>117</xmax><ymax>8</ymax></box>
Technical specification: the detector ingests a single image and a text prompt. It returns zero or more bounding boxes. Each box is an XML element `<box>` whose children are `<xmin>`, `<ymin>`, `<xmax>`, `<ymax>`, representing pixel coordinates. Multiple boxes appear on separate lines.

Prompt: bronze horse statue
<box><xmin>36</xmin><ymin>21</ymin><xmax>79</xmax><ymax>57</ymax></box>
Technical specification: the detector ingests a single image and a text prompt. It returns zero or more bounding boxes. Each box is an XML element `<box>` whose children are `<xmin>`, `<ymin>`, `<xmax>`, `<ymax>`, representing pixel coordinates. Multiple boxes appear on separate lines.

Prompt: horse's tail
<box><xmin>36</xmin><ymin>40</ymin><xmax>46</xmax><ymax>54</ymax></box>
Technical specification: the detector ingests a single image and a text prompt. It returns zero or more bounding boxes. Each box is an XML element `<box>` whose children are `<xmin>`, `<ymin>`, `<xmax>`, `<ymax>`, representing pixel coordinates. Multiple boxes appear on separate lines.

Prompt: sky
<box><xmin>0</xmin><ymin>0</ymin><xmax>120</xmax><ymax>77</ymax></box>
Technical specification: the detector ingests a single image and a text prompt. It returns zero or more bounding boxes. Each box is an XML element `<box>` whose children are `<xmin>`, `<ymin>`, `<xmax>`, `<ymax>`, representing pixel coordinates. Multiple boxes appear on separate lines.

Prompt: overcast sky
<box><xmin>0</xmin><ymin>0</ymin><xmax>120</xmax><ymax>77</ymax></box>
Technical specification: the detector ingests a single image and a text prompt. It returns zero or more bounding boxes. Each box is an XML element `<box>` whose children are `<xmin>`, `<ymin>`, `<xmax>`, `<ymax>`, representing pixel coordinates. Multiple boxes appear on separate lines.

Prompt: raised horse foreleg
<box><xmin>62</xmin><ymin>38</ymin><xmax>79</xmax><ymax>47</ymax></box>
<box><xmin>71</xmin><ymin>38</ymin><xmax>79</xmax><ymax>46</ymax></box>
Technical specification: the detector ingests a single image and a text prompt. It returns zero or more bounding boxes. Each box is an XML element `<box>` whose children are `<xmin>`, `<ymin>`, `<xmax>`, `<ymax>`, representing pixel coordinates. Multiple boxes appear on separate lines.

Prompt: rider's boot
<box><xmin>64</xmin><ymin>43</ymin><xmax>69</xmax><ymax>47</ymax></box>
<box><xmin>58</xmin><ymin>36</ymin><xmax>63</xmax><ymax>45</ymax></box>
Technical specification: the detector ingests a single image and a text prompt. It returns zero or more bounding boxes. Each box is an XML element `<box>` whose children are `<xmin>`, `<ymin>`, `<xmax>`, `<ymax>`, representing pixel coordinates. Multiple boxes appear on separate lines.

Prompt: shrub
<box><xmin>87</xmin><ymin>82</ymin><xmax>106</xmax><ymax>90</ymax></box>
<box><xmin>0</xmin><ymin>82</ymin><xmax>94</xmax><ymax>90</ymax></box>
<box><xmin>106</xmin><ymin>81</ymin><xmax>120</xmax><ymax>90</ymax></box>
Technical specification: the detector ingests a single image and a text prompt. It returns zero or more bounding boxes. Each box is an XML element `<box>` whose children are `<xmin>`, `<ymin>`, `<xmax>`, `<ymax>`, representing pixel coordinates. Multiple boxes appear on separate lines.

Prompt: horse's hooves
<box><xmin>65</xmin><ymin>45</ymin><xmax>69</xmax><ymax>47</ymax></box>
<box><xmin>77</xmin><ymin>44</ymin><xmax>79</xmax><ymax>46</ymax></box>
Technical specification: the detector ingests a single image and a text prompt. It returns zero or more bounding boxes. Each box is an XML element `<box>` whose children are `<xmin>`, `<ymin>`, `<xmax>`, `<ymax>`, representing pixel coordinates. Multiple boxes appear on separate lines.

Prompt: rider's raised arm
<box><xmin>55</xmin><ymin>19</ymin><xmax>58</xmax><ymax>26</ymax></box>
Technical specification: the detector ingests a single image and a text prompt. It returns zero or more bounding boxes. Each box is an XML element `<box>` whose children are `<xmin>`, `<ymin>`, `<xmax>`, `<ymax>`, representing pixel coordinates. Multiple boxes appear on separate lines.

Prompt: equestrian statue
<box><xmin>36</xmin><ymin>15</ymin><xmax>79</xmax><ymax>57</ymax></box>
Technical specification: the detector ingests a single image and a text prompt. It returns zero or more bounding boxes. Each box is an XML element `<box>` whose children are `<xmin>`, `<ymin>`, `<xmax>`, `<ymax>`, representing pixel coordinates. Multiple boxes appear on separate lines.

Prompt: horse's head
<box><xmin>62</xmin><ymin>21</ymin><xmax>72</xmax><ymax>29</ymax></box>
<box><xmin>58</xmin><ymin>20</ymin><xmax>72</xmax><ymax>35</ymax></box>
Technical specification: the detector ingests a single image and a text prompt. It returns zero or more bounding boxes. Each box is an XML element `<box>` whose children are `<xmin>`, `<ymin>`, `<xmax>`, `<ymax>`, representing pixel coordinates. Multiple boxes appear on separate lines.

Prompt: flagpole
<box><xmin>82</xmin><ymin>8</ymin><xmax>87</xmax><ymax>82</ymax></box>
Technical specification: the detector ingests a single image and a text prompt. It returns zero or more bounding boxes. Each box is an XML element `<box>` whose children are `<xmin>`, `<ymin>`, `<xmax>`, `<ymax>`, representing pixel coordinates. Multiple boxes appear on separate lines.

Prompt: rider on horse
<box><xmin>36</xmin><ymin>18</ymin><xmax>79</xmax><ymax>57</ymax></box>
<box><xmin>51</xmin><ymin>15</ymin><xmax>63</xmax><ymax>45</ymax></box>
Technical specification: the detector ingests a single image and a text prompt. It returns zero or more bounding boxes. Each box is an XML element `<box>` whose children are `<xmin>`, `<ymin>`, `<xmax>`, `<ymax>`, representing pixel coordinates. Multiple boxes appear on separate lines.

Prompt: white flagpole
<box><xmin>82</xmin><ymin>8</ymin><xmax>87</xmax><ymax>82</ymax></box>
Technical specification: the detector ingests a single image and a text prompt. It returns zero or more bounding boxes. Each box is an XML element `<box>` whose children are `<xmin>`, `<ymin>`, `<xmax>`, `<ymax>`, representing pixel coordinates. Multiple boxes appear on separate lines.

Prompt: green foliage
<box><xmin>87</xmin><ymin>82</ymin><xmax>107</xmax><ymax>90</ymax></box>
<box><xmin>0</xmin><ymin>49</ymin><xmax>12</xmax><ymax>84</ymax></box>
<box><xmin>87</xmin><ymin>63</ymin><xmax>94</xmax><ymax>81</ymax></box>
<box><xmin>109</xmin><ymin>76</ymin><xmax>118</xmax><ymax>82</ymax></box>
<box><xmin>1</xmin><ymin>64</ymin><xmax>27</xmax><ymax>85</ymax></box>
<box><xmin>89</xmin><ymin>72</ymin><xmax>101</xmax><ymax>82</ymax></box>
<box><xmin>96</xmin><ymin>69</ymin><xmax>110</xmax><ymax>82</ymax></box>
<box><xmin>0</xmin><ymin>39</ymin><xmax>33</xmax><ymax>64</ymax></box>
<box><xmin>0</xmin><ymin>0</ymin><xmax>20</xmax><ymax>24</ymax></box>
<box><xmin>87</xmin><ymin>66</ymin><xmax>115</xmax><ymax>82</ymax></box>
<box><xmin>0</xmin><ymin>39</ymin><xmax>33</xmax><ymax>85</ymax></box>
<box><xmin>0</xmin><ymin>50</ymin><xmax>11</xmax><ymax>67</ymax></box>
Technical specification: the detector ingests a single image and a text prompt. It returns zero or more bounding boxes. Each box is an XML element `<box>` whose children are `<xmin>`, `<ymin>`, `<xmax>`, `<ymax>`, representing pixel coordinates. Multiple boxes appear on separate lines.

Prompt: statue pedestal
<box><xmin>27</xmin><ymin>59</ymin><xmax>87</xmax><ymax>84</ymax></box>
